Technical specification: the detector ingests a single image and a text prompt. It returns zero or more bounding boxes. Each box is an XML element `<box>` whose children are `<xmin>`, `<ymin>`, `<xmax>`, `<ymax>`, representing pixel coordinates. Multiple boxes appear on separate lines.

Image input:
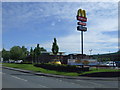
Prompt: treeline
<box><xmin>2</xmin><ymin>44</ymin><xmax>46</xmax><ymax>62</ymax></box>
<box><xmin>92</xmin><ymin>50</ymin><xmax>120</xmax><ymax>61</ymax></box>
<box><xmin>2</xmin><ymin>38</ymin><xmax>59</xmax><ymax>63</ymax></box>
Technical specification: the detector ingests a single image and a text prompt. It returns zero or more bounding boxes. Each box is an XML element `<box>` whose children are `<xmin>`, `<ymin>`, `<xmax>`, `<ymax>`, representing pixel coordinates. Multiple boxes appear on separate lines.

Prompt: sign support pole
<box><xmin>81</xmin><ymin>31</ymin><xmax>83</xmax><ymax>59</ymax></box>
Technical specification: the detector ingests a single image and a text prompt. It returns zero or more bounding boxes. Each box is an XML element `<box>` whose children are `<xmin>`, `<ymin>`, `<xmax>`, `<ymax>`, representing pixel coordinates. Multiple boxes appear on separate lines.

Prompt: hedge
<box><xmin>34</xmin><ymin>63</ymin><xmax>89</xmax><ymax>72</ymax></box>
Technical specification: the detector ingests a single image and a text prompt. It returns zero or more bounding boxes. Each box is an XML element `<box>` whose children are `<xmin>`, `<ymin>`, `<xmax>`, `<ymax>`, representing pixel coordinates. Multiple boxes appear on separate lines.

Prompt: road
<box><xmin>2</xmin><ymin>68</ymin><xmax>119</xmax><ymax>88</ymax></box>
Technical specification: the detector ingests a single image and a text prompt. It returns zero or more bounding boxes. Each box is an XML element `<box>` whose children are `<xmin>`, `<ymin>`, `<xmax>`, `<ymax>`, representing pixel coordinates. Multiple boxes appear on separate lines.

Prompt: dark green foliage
<box><xmin>30</xmin><ymin>47</ymin><xmax>34</xmax><ymax>56</ymax></box>
<box><xmin>32</xmin><ymin>44</ymin><xmax>47</xmax><ymax>63</ymax></box>
<box><xmin>36</xmin><ymin>44</ymin><xmax>41</xmax><ymax>56</ymax></box>
<box><xmin>92</xmin><ymin>50</ymin><xmax>120</xmax><ymax>61</ymax></box>
<box><xmin>21</xmin><ymin>46</ymin><xmax>29</xmax><ymax>60</ymax></box>
<box><xmin>40</xmin><ymin>47</ymin><xmax>47</xmax><ymax>51</ymax></box>
<box><xmin>34</xmin><ymin>63</ymin><xmax>89</xmax><ymax>72</ymax></box>
<box><xmin>52</xmin><ymin>38</ymin><xmax>59</xmax><ymax>55</ymax></box>
<box><xmin>2</xmin><ymin>48</ymin><xmax>10</xmax><ymax>61</ymax></box>
<box><xmin>10</xmin><ymin>46</ymin><xmax>23</xmax><ymax>60</ymax></box>
<box><xmin>2</xmin><ymin>45</ymin><xmax>47</xmax><ymax>62</ymax></box>
<box><xmin>9</xmin><ymin>46</ymin><xmax>29</xmax><ymax>60</ymax></box>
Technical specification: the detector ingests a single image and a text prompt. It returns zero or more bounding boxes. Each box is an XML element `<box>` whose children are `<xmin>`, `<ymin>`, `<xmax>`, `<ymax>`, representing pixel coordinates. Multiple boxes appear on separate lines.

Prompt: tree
<box><xmin>10</xmin><ymin>46</ymin><xmax>23</xmax><ymax>60</ymax></box>
<box><xmin>36</xmin><ymin>44</ymin><xmax>41</xmax><ymax>63</ymax></box>
<box><xmin>33</xmin><ymin>44</ymin><xmax>41</xmax><ymax>63</ymax></box>
<box><xmin>52</xmin><ymin>38</ymin><xmax>59</xmax><ymax>55</ymax></box>
<box><xmin>2</xmin><ymin>48</ymin><xmax>10</xmax><ymax>61</ymax></box>
<box><xmin>33</xmin><ymin>47</ymin><xmax>37</xmax><ymax>63</ymax></box>
<box><xmin>21</xmin><ymin>46</ymin><xmax>29</xmax><ymax>60</ymax></box>
<box><xmin>52</xmin><ymin>38</ymin><xmax>59</xmax><ymax>61</ymax></box>
<box><xmin>40</xmin><ymin>47</ymin><xmax>47</xmax><ymax>52</ymax></box>
<box><xmin>30</xmin><ymin>47</ymin><xmax>34</xmax><ymax>63</ymax></box>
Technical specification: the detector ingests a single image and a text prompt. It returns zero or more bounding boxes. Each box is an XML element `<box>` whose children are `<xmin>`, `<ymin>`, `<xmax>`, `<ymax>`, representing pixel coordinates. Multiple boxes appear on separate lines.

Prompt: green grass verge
<box><xmin>2</xmin><ymin>63</ymin><xmax>120</xmax><ymax>76</ymax></box>
<box><xmin>3</xmin><ymin>63</ymin><xmax>79</xmax><ymax>76</ymax></box>
<box><xmin>79</xmin><ymin>67</ymin><xmax>120</xmax><ymax>75</ymax></box>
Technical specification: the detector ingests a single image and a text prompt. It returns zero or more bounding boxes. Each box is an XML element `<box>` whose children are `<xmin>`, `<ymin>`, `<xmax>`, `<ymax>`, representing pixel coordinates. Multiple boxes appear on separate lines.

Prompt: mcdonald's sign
<box><xmin>77</xmin><ymin>26</ymin><xmax>87</xmax><ymax>31</ymax></box>
<box><xmin>77</xmin><ymin>9</ymin><xmax>87</xmax><ymax>22</ymax></box>
<box><xmin>77</xmin><ymin>22</ymin><xmax>86</xmax><ymax>26</ymax></box>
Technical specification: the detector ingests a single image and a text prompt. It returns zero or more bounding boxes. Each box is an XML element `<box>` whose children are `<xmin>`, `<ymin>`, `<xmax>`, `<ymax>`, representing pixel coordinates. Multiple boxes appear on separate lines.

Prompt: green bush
<box><xmin>34</xmin><ymin>63</ymin><xmax>89</xmax><ymax>72</ymax></box>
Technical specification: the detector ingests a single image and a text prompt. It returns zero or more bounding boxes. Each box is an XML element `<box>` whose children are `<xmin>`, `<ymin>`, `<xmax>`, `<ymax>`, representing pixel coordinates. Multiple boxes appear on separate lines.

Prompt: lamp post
<box><xmin>89</xmin><ymin>49</ymin><xmax>92</xmax><ymax>55</ymax></box>
<box><xmin>89</xmin><ymin>49</ymin><xmax>92</xmax><ymax>59</ymax></box>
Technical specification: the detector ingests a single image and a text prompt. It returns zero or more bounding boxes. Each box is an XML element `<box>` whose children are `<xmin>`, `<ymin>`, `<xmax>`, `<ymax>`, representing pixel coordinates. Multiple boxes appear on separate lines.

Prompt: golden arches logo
<box><xmin>77</xmin><ymin>9</ymin><xmax>86</xmax><ymax>18</ymax></box>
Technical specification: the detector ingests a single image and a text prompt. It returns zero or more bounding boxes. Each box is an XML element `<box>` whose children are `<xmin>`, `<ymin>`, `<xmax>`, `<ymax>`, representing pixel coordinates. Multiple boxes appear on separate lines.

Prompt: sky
<box><xmin>1</xmin><ymin>0</ymin><xmax>119</xmax><ymax>55</ymax></box>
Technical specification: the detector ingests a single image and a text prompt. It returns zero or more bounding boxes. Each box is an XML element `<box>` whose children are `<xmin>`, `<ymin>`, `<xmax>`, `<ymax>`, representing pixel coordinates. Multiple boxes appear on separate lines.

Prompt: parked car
<box><xmin>101</xmin><ymin>61</ymin><xmax>117</xmax><ymax>67</ymax></box>
<box><xmin>15</xmin><ymin>60</ymin><xmax>23</xmax><ymax>63</ymax></box>
<box><xmin>9</xmin><ymin>60</ymin><xmax>15</xmax><ymax>63</ymax></box>
<box><xmin>114</xmin><ymin>61</ymin><xmax>120</xmax><ymax>67</ymax></box>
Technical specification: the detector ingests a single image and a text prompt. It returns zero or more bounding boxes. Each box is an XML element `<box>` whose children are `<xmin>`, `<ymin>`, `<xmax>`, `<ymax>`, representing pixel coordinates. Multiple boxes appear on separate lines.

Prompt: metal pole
<box><xmin>81</xmin><ymin>31</ymin><xmax>83</xmax><ymax>59</ymax></box>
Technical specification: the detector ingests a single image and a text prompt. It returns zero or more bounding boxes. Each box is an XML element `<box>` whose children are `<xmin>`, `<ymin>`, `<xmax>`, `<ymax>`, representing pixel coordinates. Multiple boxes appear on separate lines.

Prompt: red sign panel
<box><xmin>77</xmin><ymin>22</ymin><xmax>86</xmax><ymax>26</ymax></box>
<box><xmin>77</xmin><ymin>16</ymin><xmax>87</xmax><ymax>22</ymax></box>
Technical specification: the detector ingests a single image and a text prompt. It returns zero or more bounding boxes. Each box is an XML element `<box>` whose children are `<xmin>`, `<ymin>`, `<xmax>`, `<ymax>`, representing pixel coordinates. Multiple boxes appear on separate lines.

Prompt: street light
<box><xmin>89</xmin><ymin>49</ymin><xmax>92</xmax><ymax>55</ymax></box>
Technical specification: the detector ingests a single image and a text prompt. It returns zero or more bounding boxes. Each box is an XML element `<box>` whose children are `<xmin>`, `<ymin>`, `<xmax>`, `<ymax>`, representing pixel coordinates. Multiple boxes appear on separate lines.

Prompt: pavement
<box><xmin>2</xmin><ymin>66</ymin><xmax>119</xmax><ymax>81</ymax></box>
<box><xmin>2</xmin><ymin>68</ymin><xmax>119</xmax><ymax>88</ymax></box>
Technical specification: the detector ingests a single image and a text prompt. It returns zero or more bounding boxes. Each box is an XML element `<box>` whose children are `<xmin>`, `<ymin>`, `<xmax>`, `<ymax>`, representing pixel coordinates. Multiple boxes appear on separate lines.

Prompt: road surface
<box><xmin>2</xmin><ymin>68</ymin><xmax>119</xmax><ymax>88</ymax></box>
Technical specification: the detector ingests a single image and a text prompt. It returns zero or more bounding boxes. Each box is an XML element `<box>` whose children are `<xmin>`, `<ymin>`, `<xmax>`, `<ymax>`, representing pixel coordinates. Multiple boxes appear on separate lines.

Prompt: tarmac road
<box><xmin>2</xmin><ymin>68</ymin><xmax>119</xmax><ymax>88</ymax></box>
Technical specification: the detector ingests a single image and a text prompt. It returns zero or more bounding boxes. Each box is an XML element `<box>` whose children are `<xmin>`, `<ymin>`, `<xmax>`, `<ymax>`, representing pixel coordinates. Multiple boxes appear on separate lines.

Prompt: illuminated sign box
<box><xmin>77</xmin><ymin>22</ymin><xmax>86</xmax><ymax>26</ymax></box>
<box><xmin>77</xmin><ymin>26</ymin><xmax>87</xmax><ymax>31</ymax></box>
<box><xmin>77</xmin><ymin>16</ymin><xmax>87</xmax><ymax>22</ymax></box>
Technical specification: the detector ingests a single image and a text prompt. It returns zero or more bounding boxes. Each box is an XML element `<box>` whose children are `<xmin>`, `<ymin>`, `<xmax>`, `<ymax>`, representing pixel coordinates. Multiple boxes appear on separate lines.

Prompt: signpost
<box><xmin>76</xmin><ymin>9</ymin><xmax>87</xmax><ymax>59</ymax></box>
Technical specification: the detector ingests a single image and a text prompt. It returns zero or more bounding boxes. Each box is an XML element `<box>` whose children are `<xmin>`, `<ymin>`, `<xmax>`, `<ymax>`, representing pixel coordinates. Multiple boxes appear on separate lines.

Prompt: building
<box><xmin>25</xmin><ymin>51</ymin><xmax>95</xmax><ymax>65</ymax></box>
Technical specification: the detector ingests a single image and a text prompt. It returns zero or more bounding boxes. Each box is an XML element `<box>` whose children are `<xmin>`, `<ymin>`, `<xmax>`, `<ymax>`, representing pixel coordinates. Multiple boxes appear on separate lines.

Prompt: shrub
<box><xmin>34</xmin><ymin>63</ymin><xmax>89</xmax><ymax>72</ymax></box>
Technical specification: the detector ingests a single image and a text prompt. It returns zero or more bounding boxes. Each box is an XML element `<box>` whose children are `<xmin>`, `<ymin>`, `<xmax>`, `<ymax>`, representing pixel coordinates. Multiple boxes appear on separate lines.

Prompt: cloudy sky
<box><xmin>2</xmin><ymin>0</ymin><xmax>119</xmax><ymax>55</ymax></box>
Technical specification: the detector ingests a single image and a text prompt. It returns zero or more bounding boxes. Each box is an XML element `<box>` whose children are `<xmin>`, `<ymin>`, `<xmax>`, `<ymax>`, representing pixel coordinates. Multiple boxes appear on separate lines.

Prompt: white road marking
<box><xmin>11</xmin><ymin>76</ymin><xmax>28</xmax><ymax>82</ymax></box>
<box><xmin>76</xmin><ymin>80</ymin><xmax>103</xmax><ymax>87</ymax></box>
<box><xmin>39</xmin><ymin>84</ymin><xmax>48</xmax><ymax>88</ymax></box>
<box><xmin>71</xmin><ymin>83</ymin><xmax>75</xmax><ymax>84</ymax></box>
<box><xmin>0</xmin><ymin>72</ymin><xmax>6</xmax><ymax>75</ymax></box>
<box><xmin>59</xmin><ymin>80</ymin><xmax>62</xmax><ymax>82</ymax></box>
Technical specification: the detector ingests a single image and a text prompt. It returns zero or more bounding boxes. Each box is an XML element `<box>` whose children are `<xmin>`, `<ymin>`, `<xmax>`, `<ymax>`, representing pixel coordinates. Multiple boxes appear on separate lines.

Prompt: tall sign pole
<box><xmin>76</xmin><ymin>9</ymin><xmax>87</xmax><ymax>59</ymax></box>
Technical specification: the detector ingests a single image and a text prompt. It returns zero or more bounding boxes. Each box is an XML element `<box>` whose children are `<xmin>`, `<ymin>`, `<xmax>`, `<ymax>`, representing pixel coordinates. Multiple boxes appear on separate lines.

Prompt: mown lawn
<box><xmin>3</xmin><ymin>63</ymin><xmax>79</xmax><ymax>76</ymax></box>
<box><xmin>2</xmin><ymin>63</ymin><xmax>120</xmax><ymax>76</ymax></box>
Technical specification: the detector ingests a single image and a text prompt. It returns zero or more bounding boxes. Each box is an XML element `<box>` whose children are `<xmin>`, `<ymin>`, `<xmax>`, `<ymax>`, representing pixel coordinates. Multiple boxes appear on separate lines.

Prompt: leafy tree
<box><xmin>30</xmin><ymin>47</ymin><xmax>34</xmax><ymax>63</ymax></box>
<box><xmin>36</xmin><ymin>44</ymin><xmax>41</xmax><ymax>56</ymax></box>
<box><xmin>21</xmin><ymin>46</ymin><xmax>29</xmax><ymax>60</ymax></box>
<box><xmin>2</xmin><ymin>48</ymin><xmax>10</xmax><ymax>61</ymax></box>
<box><xmin>36</xmin><ymin>44</ymin><xmax>41</xmax><ymax>63</ymax></box>
<box><xmin>52</xmin><ymin>38</ymin><xmax>59</xmax><ymax>55</ymax></box>
<box><xmin>52</xmin><ymin>38</ymin><xmax>59</xmax><ymax>62</ymax></box>
<box><xmin>40</xmin><ymin>47</ymin><xmax>47</xmax><ymax>52</ymax></box>
<box><xmin>10</xmin><ymin>46</ymin><xmax>23</xmax><ymax>60</ymax></box>
<box><xmin>33</xmin><ymin>44</ymin><xmax>41</xmax><ymax>63</ymax></box>
<box><xmin>30</xmin><ymin>47</ymin><xmax>33</xmax><ymax>55</ymax></box>
<box><xmin>33</xmin><ymin>47</ymin><xmax>37</xmax><ymax>63</ymax></box>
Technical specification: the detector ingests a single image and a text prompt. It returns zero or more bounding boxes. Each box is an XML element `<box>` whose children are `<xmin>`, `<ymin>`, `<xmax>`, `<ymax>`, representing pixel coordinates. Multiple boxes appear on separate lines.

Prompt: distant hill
<box><xmin>93</xmin><ymin>50</ymin><xmax>120</xmax><ymax>56</ymax></box>
<box><xmin>92</xmin><ymin>50</ymin><xmax>120</xmax><ymax>61</ymax></box>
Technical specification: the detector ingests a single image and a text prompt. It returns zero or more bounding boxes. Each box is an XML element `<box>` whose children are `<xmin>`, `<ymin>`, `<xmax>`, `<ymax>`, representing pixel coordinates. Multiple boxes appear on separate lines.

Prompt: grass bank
<box><xmin>2</xmin><ymin>63</ymin><xmax>120</xmax><ymax>76</ymax></box>
<box><xmin>3</xmin><ymin>63</ymin><xmax>79</xmax><ymax>76</ymax></box>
